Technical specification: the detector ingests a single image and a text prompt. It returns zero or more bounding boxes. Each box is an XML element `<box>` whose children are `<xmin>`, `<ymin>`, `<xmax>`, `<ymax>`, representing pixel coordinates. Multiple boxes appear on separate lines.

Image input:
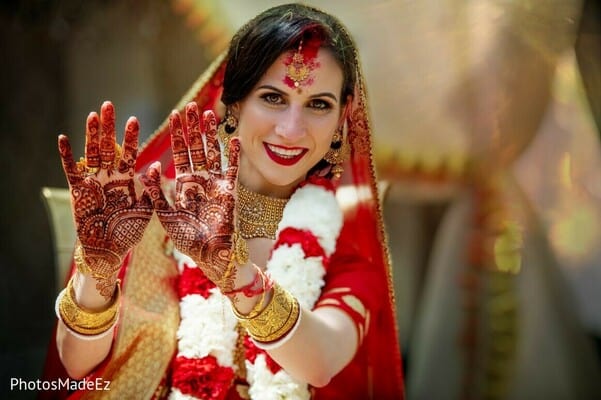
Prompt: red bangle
<box><xmin>222</xmin><ymin>266</ymin><xmax>274</xmax><ymax>298</ymax></box>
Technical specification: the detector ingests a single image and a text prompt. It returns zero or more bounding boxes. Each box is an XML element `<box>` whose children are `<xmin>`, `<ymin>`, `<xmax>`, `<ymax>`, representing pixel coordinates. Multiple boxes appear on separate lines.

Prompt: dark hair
<box><xmin>221</xmin><ymin>3</ymin><xmax>357</xmax><ymax>106</ymax></box>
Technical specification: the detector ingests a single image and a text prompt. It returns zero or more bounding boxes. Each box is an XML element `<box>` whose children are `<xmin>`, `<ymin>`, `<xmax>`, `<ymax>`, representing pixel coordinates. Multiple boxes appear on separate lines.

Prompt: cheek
<box><xmin>238</xmin><ymin>107</ymin><xmax>271</xmax><ymax>142</ymax></box>
<box><xmin>313</xmin><ymin>130</ymin><xmax>336</xmax><ymax>159</ymax></box>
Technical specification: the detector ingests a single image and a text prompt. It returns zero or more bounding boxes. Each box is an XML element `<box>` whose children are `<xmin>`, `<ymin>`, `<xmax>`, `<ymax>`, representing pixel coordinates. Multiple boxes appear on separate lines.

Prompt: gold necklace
<box><xmin>237</xmin><ymin>183</ymin><xmax>289</xmax><ymax>240</ymax></box>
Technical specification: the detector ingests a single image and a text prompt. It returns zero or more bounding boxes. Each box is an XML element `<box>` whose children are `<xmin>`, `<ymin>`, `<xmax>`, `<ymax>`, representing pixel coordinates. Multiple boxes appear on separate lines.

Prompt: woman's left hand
<box><xmin>140</xmin><ymin>102</ymin><xmax>241</xmax><ymax>283</ymax></box>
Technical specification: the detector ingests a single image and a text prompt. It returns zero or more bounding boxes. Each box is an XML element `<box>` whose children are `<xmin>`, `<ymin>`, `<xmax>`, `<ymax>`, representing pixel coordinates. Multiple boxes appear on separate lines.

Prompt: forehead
<box><xmin>258</xmin><ymin>48</ymin><xmax>344</xmax><ymax>95</ymax></box>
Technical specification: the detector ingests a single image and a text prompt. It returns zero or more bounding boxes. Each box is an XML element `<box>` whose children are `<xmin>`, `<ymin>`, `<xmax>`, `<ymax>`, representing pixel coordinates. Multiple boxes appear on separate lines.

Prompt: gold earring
<box><xmin>218</xmin><ymin>112</ymin><xmax>238</xmax><ymax>155</ymax></box>
<box><xmin>323</xmin><ymin>128</ymin><xmax>348</xmax><ymax>179</ymax></box>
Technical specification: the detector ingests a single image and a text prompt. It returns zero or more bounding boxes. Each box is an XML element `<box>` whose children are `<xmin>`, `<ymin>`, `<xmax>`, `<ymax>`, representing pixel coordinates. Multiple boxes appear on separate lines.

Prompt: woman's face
<box><xmin>234</xmin><ymin>47</ymin><xmax>345</xmax><ymax>197</ymax></box>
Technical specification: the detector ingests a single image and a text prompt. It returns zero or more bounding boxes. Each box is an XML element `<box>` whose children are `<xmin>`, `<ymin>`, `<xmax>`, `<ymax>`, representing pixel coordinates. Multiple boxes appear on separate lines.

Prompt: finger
<box><xmin>202</xmin><ymin>110</ymin><xmax>221</xmax><ymax>174</ymax></box>
<box><xmin>57</xmin><ymin>134</ymin><xmax>81</xmax><ymax>186</ymax></box>
<box><xmin>139</xmin><ymin>161</ymin><xmax>171</xmax><ymax>211</ymax></box>
<box><xmin>119</xmin><ymin>116</ymin><xmax>139</xmax><ymax>175</ymax></box>
<box><xmin>226</xmin><ymin>137</ymin><xmax>240</xmax><ymax>183</ymax></box>
<box><xmin>186</xmin><ymin>102</ymin><xmax>206</xmax><ymax>172</ymax></box>
<box><xmin>99</xmin><ymin>101</ymin><xmax>116</xmax><ymax>170</ymax></box>
<box><xmin>169</xmin><ymin>110</ymin><xmax>191</xmax><ymax>174</ymax></box>
<box><xmin>85</xmin><ymin>112</ymin><xmax>100</xmax><ymax>171</ymax></box>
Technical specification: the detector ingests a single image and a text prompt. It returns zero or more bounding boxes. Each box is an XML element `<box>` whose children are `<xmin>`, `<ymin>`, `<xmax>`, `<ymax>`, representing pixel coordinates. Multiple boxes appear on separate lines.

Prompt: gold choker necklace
<box><xmin>237</xmin><ymin>183</ymin><xmax>289</xmax><ymax>240</ymax></box>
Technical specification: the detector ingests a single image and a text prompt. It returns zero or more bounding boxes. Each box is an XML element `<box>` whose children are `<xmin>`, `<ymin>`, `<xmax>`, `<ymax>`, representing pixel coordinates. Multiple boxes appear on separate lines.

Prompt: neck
<box><xmin>237</xmin><ymin>182</ymin><xmax>290</xmax><ymax>240</ymax></box>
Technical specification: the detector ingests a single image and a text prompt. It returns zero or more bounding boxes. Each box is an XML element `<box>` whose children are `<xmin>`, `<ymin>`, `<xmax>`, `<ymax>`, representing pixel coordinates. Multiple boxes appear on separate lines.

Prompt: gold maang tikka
<box><xmin>284</xmin><ymin>39</ymin><xmax>318</xmax><ymax>91</ymax></box>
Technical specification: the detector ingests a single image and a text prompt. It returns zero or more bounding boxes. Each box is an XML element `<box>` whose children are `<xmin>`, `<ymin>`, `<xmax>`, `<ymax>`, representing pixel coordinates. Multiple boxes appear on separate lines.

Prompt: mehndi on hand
<box><xmin>58</xmin><ymin>101</ymin><xmax>153</xmax><ymax>299</ymax></box>
<box><xmin>140</xmin><ymin>103</ymin><xmax>241</xmax><ymax>288</ymax></box>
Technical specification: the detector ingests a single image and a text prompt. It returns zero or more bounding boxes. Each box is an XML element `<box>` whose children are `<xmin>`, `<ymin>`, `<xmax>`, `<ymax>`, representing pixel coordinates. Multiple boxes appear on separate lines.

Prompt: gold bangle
<box><xmin>73</xmin><ymin>244</ymin><xmax>122</xmax><ymax>281</ymax></box>
<box><xmin>58</xmin><ymin>275</ymin><xmax>121</xmax><ymax>336</ymax></box>
<box><xmin>237</xmin><ymin>283</ymin><xmax>300</xmax><ymax>344</ymax></box>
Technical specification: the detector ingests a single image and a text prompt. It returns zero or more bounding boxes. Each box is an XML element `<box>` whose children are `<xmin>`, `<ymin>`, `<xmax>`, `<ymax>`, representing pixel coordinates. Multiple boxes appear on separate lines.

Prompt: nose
<box><xmin>274</xmin><ymin>106</ymin><xmax>307</xmax><ymax>142</ymax></box>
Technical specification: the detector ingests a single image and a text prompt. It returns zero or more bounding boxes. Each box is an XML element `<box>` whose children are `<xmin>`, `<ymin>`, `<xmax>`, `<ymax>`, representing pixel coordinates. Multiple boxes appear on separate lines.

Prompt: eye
<box><xmin>261</xmin><ymin>93</ymin><xmax>284</xmax><ymax>105</ymax></box>
<box><xmin>308</xmin><ymin>99</ymin><xmax>333</xmax><ymax>111</ymax></box>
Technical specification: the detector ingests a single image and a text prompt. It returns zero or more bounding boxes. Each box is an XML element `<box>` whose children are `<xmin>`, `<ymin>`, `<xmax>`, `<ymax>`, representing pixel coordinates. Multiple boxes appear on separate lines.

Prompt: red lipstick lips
<box><xmin>264</xmin><ymin>143</ymin><xmax>307</xmax><ymax>166</ymax></box>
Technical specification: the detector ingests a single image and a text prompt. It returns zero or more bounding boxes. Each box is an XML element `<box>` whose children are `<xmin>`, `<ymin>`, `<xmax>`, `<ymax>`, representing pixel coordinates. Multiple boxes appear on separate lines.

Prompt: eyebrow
<box><xmin>256</xmin><ymin>85</ymin><xmax>339</xmax><ymax>103</ymax></box>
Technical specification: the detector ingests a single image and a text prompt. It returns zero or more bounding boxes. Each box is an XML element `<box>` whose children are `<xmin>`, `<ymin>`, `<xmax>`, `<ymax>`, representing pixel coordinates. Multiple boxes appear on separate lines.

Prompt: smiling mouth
<box><xmin>264</xmin><ymin>143</ymin><xmax>307</xmax><ymax>166</ymax></box>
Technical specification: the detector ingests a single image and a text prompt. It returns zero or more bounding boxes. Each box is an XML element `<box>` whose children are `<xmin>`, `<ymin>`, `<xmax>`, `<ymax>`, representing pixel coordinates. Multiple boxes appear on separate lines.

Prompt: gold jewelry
<box><xmin>217</xmin><ymin>112</ymin><xmax>238</xmax><ymax>155</ymax></box>
<box><xmin>216</xmin><ymin>259</ymin><xmax>236</xmax><ymax>292</ymax></box>
<box><xmin>231</xmin><ymin>266</ymin><xmax>269</xmax><ymax>319</ymax></box>
<box><xmin>237</xmin><ymin>283</ymin><xmax>300</xmax><ymax>343</ymax></box>
<box><xmin>287</xmin><ymin>40</ymin><xmax>310</xmax><ymax>88</ymax></box>
<box><xmin>73</xmin><ymin>244</ymin><xmax>92</xmax><ymax>275</ymax></box>
<box><xmin>232</xmin><ymin>230</ymin><xmax>249</xmax><ymax>265</ymax></box>
<box><xmin>58</xmin><ymin>275</ymin><xmax>121</xmax><ymax>336</ymax></box>
<box><xmin>323</xmin><ymin>128</ymin><xmax>349</xmax><ymax>179</ymax></box>
<box><xmin>215</xmin><ymin>231</ymin><xmax>248</xmax><ymax>292</ymax></box>
<box><xmin>284</xmin><ymin>39</ymin><xmax>318</xmax><ymax>91</ymax></box>
<box><xmin>237</xmin><ymin>183</ymin><xmax>289</xmax><ymax>240</ymax></box>
<box><xmin>76</xmin><ymin>143</ymin><xmax>121</xmax><ymax>174</ymax></box>
<box><xmin>74</xmin><ymin>244</ymin><xmax>121</xmax><ymax>281</ymax></box>
<box><xmin>76</xmin><ymin>158</ymin><xmax>99</xmax><ymax>175</ymax></box>
<box><xmin>323</xmin><ymin>128</ymin><xmax>348</xmax><ymax>179</ymax></box>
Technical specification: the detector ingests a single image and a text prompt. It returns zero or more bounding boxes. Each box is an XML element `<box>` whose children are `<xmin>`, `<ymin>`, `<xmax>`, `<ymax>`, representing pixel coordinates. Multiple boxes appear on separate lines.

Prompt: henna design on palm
<box><xmin>58</xmin><ymin>101</ymin><xmax>153</xmax><ymax>299</ymax></box>
<box><xmin>140</xmin><ymin>102</ymin><xmax>241</xmax><ymax>286</ymax></box>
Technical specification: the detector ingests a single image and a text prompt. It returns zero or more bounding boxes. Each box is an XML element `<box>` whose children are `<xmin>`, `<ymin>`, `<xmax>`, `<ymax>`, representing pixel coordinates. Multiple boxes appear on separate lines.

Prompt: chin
<box><xmin>266</xmin><ymin>174</ymin><xmax>304</xmax><ymax>188</ymax></box>
<box><xmin>261</xmin><ymin>168</ymin><xmax>306</xmax><ymax>190</ymax></box>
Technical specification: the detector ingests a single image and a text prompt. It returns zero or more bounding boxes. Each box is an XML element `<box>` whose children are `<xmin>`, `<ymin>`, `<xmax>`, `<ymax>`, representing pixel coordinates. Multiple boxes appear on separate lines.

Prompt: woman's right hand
<box><xmin>58</xmin><ymin>101</ymin><xmax>153</xmax><ymax>299</ymax></box>
<box><xmin>140</xmin><ymin>104</ymin><xmax>241</xmax><ymax>289</ymax></box>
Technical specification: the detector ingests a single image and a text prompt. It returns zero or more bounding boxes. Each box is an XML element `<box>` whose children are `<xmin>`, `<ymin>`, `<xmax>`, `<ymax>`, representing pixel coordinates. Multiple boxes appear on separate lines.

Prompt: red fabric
<box><xmin>273</xmin><ymin>227</ymin><xmax>328</xmax><ymax>262</ymax></box>
<box><xmin>299</xmin><ymin>175</ymin><xmax>336</xmax><ymax>192</ymax></box>
<box><xmin>312</xmin><ymin>202</ymin><xmax>404</xmax><ymax>399</ymax></box>
<box><xmin>171</xmin><ymin>355</ymin><xmax>234</xmax><ymax>400</ymax></box>
<box><xmin>178</xmin><ymin>264</ymin><xmax>216</xmax><ymax>299</ymax></box>
<box><xmin>243</xmin><ymin>336</ymin><xmax>282</xmax><ymax>374</ymax></box>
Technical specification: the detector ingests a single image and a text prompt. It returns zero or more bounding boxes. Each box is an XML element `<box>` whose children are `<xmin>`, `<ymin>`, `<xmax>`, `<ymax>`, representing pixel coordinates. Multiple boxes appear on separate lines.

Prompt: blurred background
<box><xmin>1</xmin><ymin>0</ymin><xmax>599</xmax><ymax>399</ymax></box>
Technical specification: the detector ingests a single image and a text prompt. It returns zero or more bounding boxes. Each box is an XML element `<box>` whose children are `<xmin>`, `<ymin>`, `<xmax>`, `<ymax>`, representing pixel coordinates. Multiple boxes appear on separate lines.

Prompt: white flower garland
<box><xmin>170</xmin><ymin>180</ymin><xmax>343</xmax><ymax>400</ymax></box>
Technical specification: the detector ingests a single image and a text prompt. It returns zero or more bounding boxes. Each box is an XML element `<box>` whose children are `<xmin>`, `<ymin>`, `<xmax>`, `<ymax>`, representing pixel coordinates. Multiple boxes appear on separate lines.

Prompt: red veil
<box><xmin>41</xmin><ymin>51</ymin><xmax>404</xmax><ymax>399</ymax></box>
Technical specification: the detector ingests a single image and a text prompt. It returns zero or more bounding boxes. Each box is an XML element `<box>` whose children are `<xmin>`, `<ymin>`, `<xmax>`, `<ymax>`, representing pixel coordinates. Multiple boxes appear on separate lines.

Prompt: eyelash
<box><xmin>262</xmin><ymin>93</ymin><xmax>283</xmax><ymax>105</ymax></box>
<box><xmin>308</xmin><ymin>99</ymin><xmax>332</xmax><ymax>111</ymax></box>
<box><xmin>260</xmin><ymin>93</ymin><xmax>333</xmax><ymax>111</ymax></box>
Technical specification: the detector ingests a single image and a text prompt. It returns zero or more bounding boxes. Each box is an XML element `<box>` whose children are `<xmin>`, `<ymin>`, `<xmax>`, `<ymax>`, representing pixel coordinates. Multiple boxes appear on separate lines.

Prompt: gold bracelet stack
<box><xmin>57</xmin><ymin>275</ymin><xmax>121</xmax><ymax>336</ymax></box>
<box><xmin>235</xmin><ymin>283</ymin><xmax>300</xmax><ymax>344</ymax></box>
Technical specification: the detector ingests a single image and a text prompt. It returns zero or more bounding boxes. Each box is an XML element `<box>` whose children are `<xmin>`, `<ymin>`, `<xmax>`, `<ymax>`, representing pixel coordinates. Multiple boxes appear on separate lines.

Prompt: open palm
<box><xmin>58</xmin><ymin>101</ymin><xmax>153</xmax><ymax>298</ymax></box>
<box><xmin>141</xmin><ymin>103</ymin><xmax>240</xmax><ymax>283</ymax></box>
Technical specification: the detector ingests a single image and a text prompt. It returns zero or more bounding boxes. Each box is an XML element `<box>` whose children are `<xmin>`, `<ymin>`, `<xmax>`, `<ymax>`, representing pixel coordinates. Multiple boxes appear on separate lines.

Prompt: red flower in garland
<box><xmin>244</xmin><ymin>336</ymin><xmax>282</xmax><ymax>374</ymax></box>
<box><xmin>299</xmin><ymin>175</ymin><xmax>335</xmax><ymax>192</ymax></box>
<box><xmin>274</xmin><ymin>227</ymin><xmax>329</xmax><ymax>265</ymax></box>
<box><xmin>172</xmin><ymin>355</ymin><xmax>234</xmax><ymax>400</ymax></box>
<box><xmin>178</xmin><ymin>265</ymin><xmax>216</xmax><ymax>299</ymax></box>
